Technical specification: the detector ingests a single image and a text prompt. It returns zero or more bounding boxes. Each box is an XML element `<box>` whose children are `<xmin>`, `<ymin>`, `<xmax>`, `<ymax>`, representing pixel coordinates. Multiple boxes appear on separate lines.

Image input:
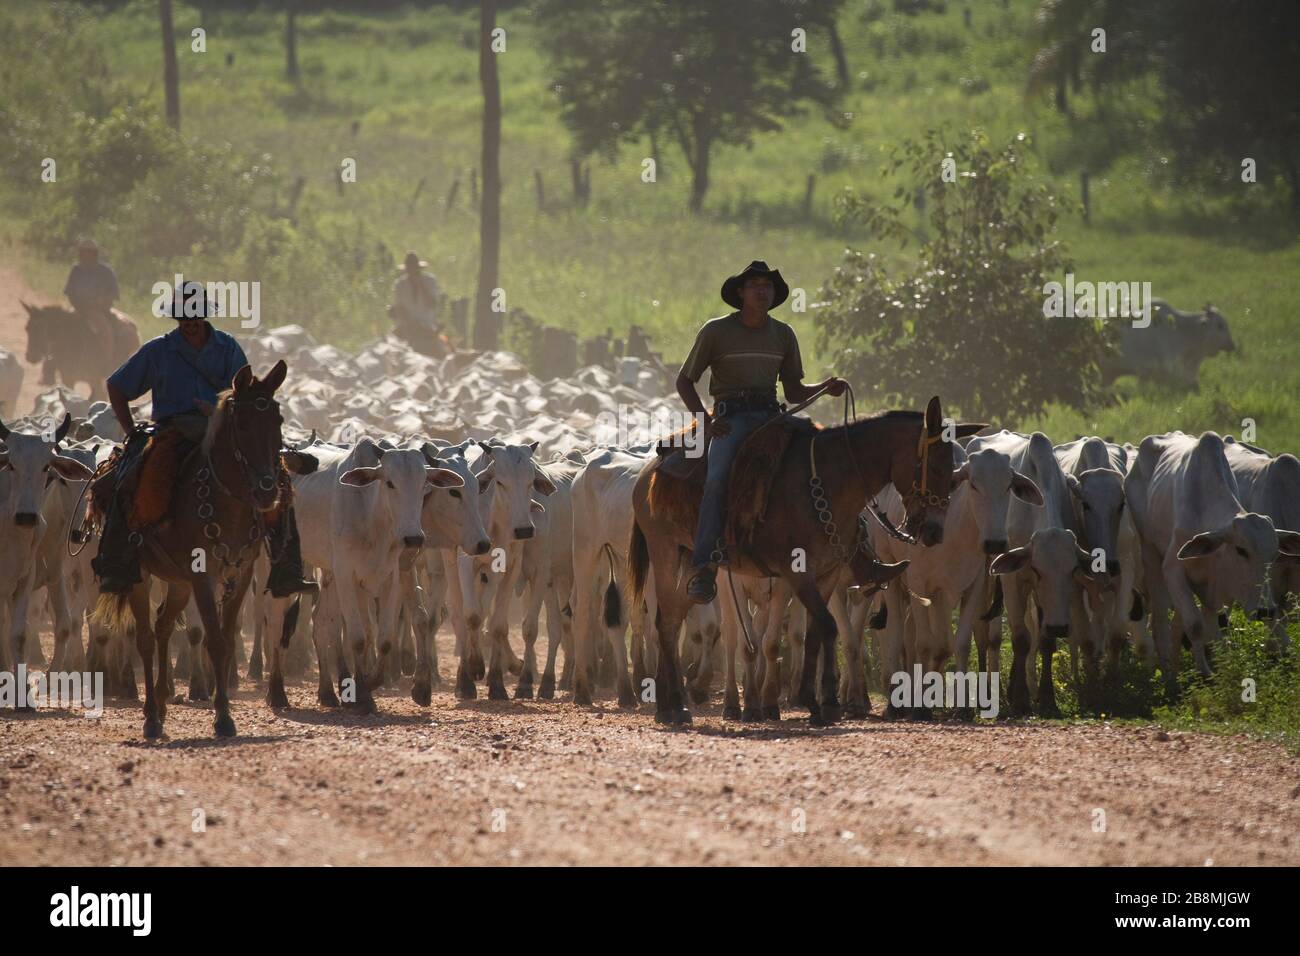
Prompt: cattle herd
<box><xmin>1</xmin><ymin>323</ymin><xmax>1296</xmax><ymax>735</ymax></box>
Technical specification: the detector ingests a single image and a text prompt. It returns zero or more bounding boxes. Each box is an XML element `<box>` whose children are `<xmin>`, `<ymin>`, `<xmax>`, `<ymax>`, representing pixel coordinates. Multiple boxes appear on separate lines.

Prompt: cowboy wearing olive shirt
<box><xmin>676</xmin><ymin>260</ymin><xmax>846</xmax><ymax>603</ymax></box>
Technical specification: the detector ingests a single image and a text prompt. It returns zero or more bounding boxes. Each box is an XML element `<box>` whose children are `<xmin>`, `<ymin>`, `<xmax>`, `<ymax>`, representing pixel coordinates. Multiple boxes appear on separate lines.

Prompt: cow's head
<box><xmin>951</xmin><ymin>447</ymin><xmax>1043</xmax><ymax>557</ymax></box>
<box><xmin>340</xmin><ymin>440</ymin><xmax>465</xmax><ymax>552</ymax></box>
<box><xmin>419</xmin><ymin>440</ymin><xmax>491</xmax><ymax>555</ymax></box>
<box><xmin>1065</xmin><ymin>467</ymin><xmax>1126</xmax><ymax>577</ymax></box>
<box><xmin>0</xmin><ymin>414</ymin><xmax>93</xmax><ymax>526</ymax></box>
<box><xmin>990</xmin><ymin>527</ymin><xmax>1102</xmax><ymax>638</ymax></box>
<box><xmin>1197</xmin><ymin>305</ymin><xmax>1235</xmax><ymax>357</ymax></box>
<box><xmin>475</xmin><ymin>440</ymin><xmax>555</xmax><ymax>541</ymax></box>
<box><xmin>1177</xmin><ymin>513</ymin><xmax>1300</xmax><ymax>618</ymax></box>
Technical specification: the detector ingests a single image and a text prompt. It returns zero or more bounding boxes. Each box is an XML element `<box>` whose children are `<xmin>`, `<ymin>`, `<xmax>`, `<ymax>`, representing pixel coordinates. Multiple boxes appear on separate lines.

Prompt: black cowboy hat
<box><xmin>721</xmin><ymin>260</ymin><xmax>789</xmax><ymax>310</ymax></box>
<box><xmin>169</xmin><ymin>279</ymin><xmax>215</xmax><ymax>320</ymax></box>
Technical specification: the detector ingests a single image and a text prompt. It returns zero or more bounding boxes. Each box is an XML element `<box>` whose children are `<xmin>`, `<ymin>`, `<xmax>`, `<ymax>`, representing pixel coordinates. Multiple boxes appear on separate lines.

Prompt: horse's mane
<box><xmin>200</xmin><ymin>388</ymin><xmax>235</xmax><ymax>458</ymax></box>
<box><xmin>817</xmin><ymin>408</ymin><xmax>923</xmax><ymax>440</ymax></box>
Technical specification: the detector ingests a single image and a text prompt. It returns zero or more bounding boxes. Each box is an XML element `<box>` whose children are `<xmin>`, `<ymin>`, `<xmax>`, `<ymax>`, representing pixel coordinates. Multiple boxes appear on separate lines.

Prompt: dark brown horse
<box><xmin>21</xmin><ymin>302</ymin><xmax>140</xmax><ymax>400</ymax></box>
<box><xmin>629</xmin><ymin>396</ymin><xmax>984</xmax><ymax>725</ymax></box>
<box><xmin>93</xmin><ymin>361</ymin><xmax>289</xmax><ymax>738</ymax></box>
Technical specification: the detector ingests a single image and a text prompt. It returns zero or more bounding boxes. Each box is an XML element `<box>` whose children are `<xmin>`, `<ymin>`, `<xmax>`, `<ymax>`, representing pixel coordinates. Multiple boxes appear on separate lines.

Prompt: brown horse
<box><xmin>629</xmin><ymin>396</ymin><xmax>984</xmax><ymax>725</ymax></box>
<box><xmin>21</xmin><ymin>302</ymin><xmax>140</xmax><ymax>400</ymax></box>
<box><xmin>93</xmin><ymin>361</ymin><xmax>289</xmax><ymax>739</ymax></box>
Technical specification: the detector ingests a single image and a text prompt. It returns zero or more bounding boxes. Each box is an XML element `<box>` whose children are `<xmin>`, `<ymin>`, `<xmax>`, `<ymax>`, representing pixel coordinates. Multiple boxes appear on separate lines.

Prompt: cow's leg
<box><xmin>483</xmin><ymin>558</ymin><xmax>519</xmax><ymax>702</ymax></box>
<box><xmin>202</xmin><ymin>572</ymin><xmax>245</xmax><ymax>738</ymax></box>
<box><xmin>1074</xmin><ymin>590</ymin><xmax>1103</xmax><ymax>714</ymax></box>
<box><xmin>759</xmin><ymin>579</ymin><xmax>789</xmax><ymax>720</ymax></box>
<box><xmin>516</xmin><ymin>579</ymin><xmax>546</xmax><ymax>700</ymax></box>
<box><xmin>790</xmin><ymin>578</ymin><xmax>838</xmax><ymax>725</ymax></box>
<box><xmin>569</xmin><ymin>542</ymin><xmax>601</xmax><ymax>707</ymax></box>
<box><xmin>718</xmin><ymin>576</ymin><xmax>741</xmax><ymax>720</ymax></box>
<box><xmin>333</xmin><ymin>576</ymin><xmax>375</xmax><ymax>713</ymax></box>
<box><xmin>1003</xmin><ymin>573</ymin><xmax>1034</xmax><ymax>716</ymax></box>
<box><xmin>876</xmin><ymin>583</ymin><xmax>908</xmax><ymax>718</ymax></box>
<box><xmin>308</xmin><ymin>576</ymin><xmax>340</xmax><ymax>707</ymax></box>
<box><xmin>9</xmin><ymin>571</ymin><xmax>38</xmax><ymax>700</ymax></box>
<box><xmin>404</xmin><ymin>569</ymin><xmax>435</xmax><ymax>706</ymax></box>
<box><xmin>127</xmin><ymin>584</ymin><xmax>162</xmax><ymax>738</ymax></box>
<box><xmin>1161</xmin><ymin>553</ymin><xmax>1207</xmax><ymax>681</ymax></box>
<box><xmin>1140</xmin><ymin>543</ymin><xmax>1177</xmax><ymax>692</ymax></box>
<box><xmin>48</xmin><ymin>579</ymin><xmax>74</xmax><ymax>673</ymax></box>
<box><xmin>832</xmin><ymin>585</ymin><xmax>868</xmax><ymax>719</ymax></box>
<box><xmin>736</xmin><ymin>587</ymin><xmax>763</xmax><ymax>721</ymax></box>
<box><xmin>539</xmin><ymin>588</ymin><xmax>564</xmax><ymax>700</ymax></box>
<box><xmin>249</xmin><ymin>571</ymin><xmax>267</xmax><ymax>682</ymax></box>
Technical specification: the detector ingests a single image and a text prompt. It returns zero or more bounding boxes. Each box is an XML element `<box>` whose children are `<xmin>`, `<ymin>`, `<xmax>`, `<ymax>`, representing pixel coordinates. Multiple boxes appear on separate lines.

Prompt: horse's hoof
<box><xmin>617</xmin><ymin>690</ymin><xmax>637</xmax><ymax>710</ymax></box>
<box><xmin>955</xmin><ymin>706</ymin><xmax>976</xmax><ymax>722</ymax></box>
<box><xmin>487</xmin><ymin>682</ymin><xmax>509</xmax><ymax>701</ymax></box>
<box><xmin>689</xmin><ymin>685</ymin><xmax>709</xmax><ymax>705</ymax></box>
<box><xmin>911</xmin><ymin>707</ymin><xmax>933</xmax><ymax>723</ymax></box>
<box><xmin>572</xmin><ymin>686</ymin><xmax>593</xmax><ymax>707</ymax></box>
<box><xmin>411</xmin><ymin>682</ymin><xmax>432</xmax><ymax>707</ymax></box>
<box><xmin>514</xmin><ymin>682</ymin><xmax>534</xmax><ymax>700</ymax></box>
<box><xmin>844</xmin><ymin>703</ymin><xmax>868</xmax><ymax>720</ymax></box>
<box><xmin>537</xmin><ymin>677</ymin><xmax>555</xmax><ymax>700</ymax></box>
<box><xmin>820</xmin><ymin>704</ymin><xmax>842</xmax><ymax>725</ymax></box>
<box><xmin>741</xmin><ymin>706</ymin><xmax>762</xmax><ymax>722</ymax></box>
<box><xmin>318</xmin><ymin>687</ymin><xmax>340</xmax><ymax>708</ymax></box>
<box><xmin>761</xmin><ymin>705</ymin><xmax>781</xmax><ymax>721</ymax></box>
<box><xmin>248</xmin><ymin>662</ymin><xmax>263</xmax><ymax>682</ymax></box>
<box><xmin>214</xmin><ymin>713</ymin><xmax>236</xmax><ymax>738</ymax></box>
<box><xmin>657</xmin><ymin>707</ymin><xmax>691</xmax><ymax>725</ymax></box>
<box><xmin>722</xmin><ymin>704</ymin><xmax>741</xmax><ymax>721</ymax></box>
<box><xmin>143</xmin><ymin>716</ymin><xmax>163</xmax><ymax>739</ymax></box>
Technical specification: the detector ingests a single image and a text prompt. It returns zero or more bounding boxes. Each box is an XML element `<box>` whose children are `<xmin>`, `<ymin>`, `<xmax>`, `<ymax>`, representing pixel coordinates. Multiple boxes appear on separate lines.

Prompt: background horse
<box><xmin>21</xmin><ymin>301</ymin><xmax>140</xmax><ymax>400</ymax></box>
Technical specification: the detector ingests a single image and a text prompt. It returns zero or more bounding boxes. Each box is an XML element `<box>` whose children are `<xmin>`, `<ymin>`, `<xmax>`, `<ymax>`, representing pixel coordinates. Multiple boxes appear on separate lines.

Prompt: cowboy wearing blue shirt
<box><xmin>93</xmin><ymin>281</ymin><xmax>313</xmax><ymax>598</ymax></box>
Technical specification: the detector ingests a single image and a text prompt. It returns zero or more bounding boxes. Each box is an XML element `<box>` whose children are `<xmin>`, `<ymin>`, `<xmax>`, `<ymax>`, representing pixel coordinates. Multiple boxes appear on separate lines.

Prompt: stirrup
<box><xmin>687</xmin><ymin>568</ymin><xmax>717</xmax><ymax>604</ymax></box>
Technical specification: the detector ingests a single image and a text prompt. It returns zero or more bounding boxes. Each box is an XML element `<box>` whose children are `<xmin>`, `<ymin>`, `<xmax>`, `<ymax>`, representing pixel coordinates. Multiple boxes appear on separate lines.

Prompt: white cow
<box><xmin>0</xmin><ymin>415</ymin><xmax>93</xmax><ymax>684</ymax></box>
<box><xmin>1054</xmin><ymin>437</ymin><xmax>1155</xmax><ymax>675</ymax></box>
<box><xmin>973</xmin><ymin>430</ymin><xmax>1100</xmax><ymax>716</ymax></box>
<box><xmin>872</xmin><ymin>440</ymin><xmax>1043</xmax><ymax>717</ymax></box>
<box><xmin>1126</xmin><ymin>431</ymin><xmax>1300</xmax><ymax>684</ymax></box>
<box><xmin>567</xmin><ymin>446</ymin><xmax>646</xmax><ymax>707</ymax></box>
<box><xmin>1222</xmin><ymin>437</ymin><xmax>1300</xmax><ymax>652</ymax></box>
<box><xmin>293</xmin><ymin>438</ymin><xmax>463</xmax><ymax>711</ymax></box>
<box><xmin>446</xmin><ymin>441</ymin><xmax>554</xmax><ymax>699</ymax></box>
<box><xmin>0</xmin><ymin>348</ymin><xmax>22</xmax><ymax>419</ymax></box>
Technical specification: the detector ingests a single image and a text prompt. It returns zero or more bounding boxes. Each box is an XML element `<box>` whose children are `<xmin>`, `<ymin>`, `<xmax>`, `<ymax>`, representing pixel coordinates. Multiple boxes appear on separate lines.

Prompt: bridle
<box><xmin>205</xmin><ymin>393</ymin><xmax>282</xmax><ymax>506</ymax></box>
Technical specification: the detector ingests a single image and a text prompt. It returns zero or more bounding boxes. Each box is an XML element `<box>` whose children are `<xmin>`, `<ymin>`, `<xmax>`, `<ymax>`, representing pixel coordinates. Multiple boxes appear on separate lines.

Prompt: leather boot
<box><xmin>264</xmin><ymin>505</ymin><xmax>317</xmax><ymax>597</ymax></box>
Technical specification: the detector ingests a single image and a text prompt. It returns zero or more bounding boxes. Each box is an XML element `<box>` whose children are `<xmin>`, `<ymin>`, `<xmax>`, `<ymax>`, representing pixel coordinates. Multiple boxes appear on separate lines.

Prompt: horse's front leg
<box><xmin>190</xmin><ymin>573</ymin><xmax>233</xmax><ymax>737</ymax></box>
<box><xmin>127</xmin><ymin>584</ymin><xmax>161</xmax><ymax>738</ymax></box>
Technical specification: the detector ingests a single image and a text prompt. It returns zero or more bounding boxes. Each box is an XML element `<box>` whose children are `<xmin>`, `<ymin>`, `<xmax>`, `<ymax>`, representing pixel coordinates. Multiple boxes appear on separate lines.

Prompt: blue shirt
<box><xmin>63</xmin><ymin>262</ymin><xmax>119</xmax><ymax>311</ymax></box>
<box><xmin>107</xmin><ymin>323</ymin><xmax>249</xmax><ymax>422</ymax></box>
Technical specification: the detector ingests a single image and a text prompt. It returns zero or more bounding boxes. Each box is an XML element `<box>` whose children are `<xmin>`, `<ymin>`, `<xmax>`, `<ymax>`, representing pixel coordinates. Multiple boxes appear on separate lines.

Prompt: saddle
<box><xmin>649</xmin><ymin>413</ymin><xmax>820</xmax><ymax>551</ymax></box>
<box><xmin>88</xmin><ymin>425</ymin><xmax>199</xmax><ymax>530</ymax></box>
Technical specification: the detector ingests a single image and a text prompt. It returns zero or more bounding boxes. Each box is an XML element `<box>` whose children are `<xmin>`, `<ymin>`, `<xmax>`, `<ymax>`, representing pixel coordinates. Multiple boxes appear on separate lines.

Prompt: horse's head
<box><xmin>210</xmin><ymin>360</ymin><xmax>288</xmax><ymax>512</ymax></box>
<box><xmin>21</xmin><ymin>301</ymin><xmax>66</xmax><ymax>364</ymax></box>
<box><xmin>893</xmin><ymin>396</ymin><xmax>986</xmax><ymax>547</ymax></box>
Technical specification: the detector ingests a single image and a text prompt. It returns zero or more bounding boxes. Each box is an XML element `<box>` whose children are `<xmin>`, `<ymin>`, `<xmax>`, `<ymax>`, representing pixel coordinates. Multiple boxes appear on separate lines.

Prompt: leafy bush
<box><xmin>815</xmin><ymin>128</ymin><xmax>1115</xmax><ymax>423</ymax></box>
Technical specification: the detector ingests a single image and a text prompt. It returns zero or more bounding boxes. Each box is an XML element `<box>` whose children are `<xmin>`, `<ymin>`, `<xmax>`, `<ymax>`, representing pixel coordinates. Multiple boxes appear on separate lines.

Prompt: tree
<box><xmin>537</xmin><ymin>0</ymin><xmax>846</xmax><ymax>213</ymax></box>
<box><xmin>159</xmin><ymin>0</ymin><xmax>180</xmax><ymax>129</ymax></box>
<box><xmin>285</xmin><ymin>0</ymin><xmax>300</xmax><ymax>82</ymax></box>
<box><xmin>814</xmin><ymin>130</ymin><xmax>1114</xmax><ymax>423</ymax></box>
<box><xmin>1028</xmin><ymin>0</ymin><xmax>1300</xmax><ymax>220</ymax></box>
<box><xmin>474</xmin><ymin>0</ymin><xmax>502</xmax><ymax>351</ymax></box>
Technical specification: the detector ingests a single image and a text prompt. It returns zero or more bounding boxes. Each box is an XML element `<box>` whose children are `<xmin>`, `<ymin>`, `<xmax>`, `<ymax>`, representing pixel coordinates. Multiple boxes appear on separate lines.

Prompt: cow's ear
<box><xmin>232</xmin><ymin>365</ymin><xmax>254</xmax><ymax>391</ymax></box>
<box><xmin>1276</xmin><ymin>530</ymin><xmax>1300</xmax><ymax>557</ymax></box>
<box><xmin>340</xmin><ymin>466</ymin><xmax>382</xmax><ymax>486</ymax></box>
<box><xmin>282</xmin><ymin>451</ymin><xmax>319</xmax><ymax>475</ymax></box>
<box><xmin>528</xmin><ymin>439</ymin><xmax>540</xmax><ymax>454</ymax></box>
<box><xmin>261</xmin><ymin>359</ymin><xmax>288</xmax><ymax>393</ymax></box>
<box><xmin>532</xmin><ymin>469</ymin><xmax>556</xmax><ymax>496</ymax></box>
<box><xmin>49</xmin><ymin>455</ymin><xmax>94</xmax><ymax>481</ymax></box>
<box><xmin>1177</xmin><ymin>530</ymin><xmax>1226</xmax><ymax>560</ymax></box>
<box><xmin>477</xmin><ymin>462</ymin><xmax>496</xmax><ymax>492</ymax></box>
<box><xmin>1011</xmin><ymin>471</ymin><xmax>1043</xmax><ymax>506</ymax></box>
<box><xmin>1065</xmin><ymin>473</ymin><xmax>1082</xmax><ymax>499</ymax></box>
<box><xmin>951</xmin><ymin>463</ymin><xmax>969</xmax><ymax>486</ymax></box>
<box><xmin>529</xmin><ymin>500</ymin><xmax>545</xmax><ymax>514</ymax></box>
<box><xmin>952</xmin><ymin>422</ymin><xmax>987</xmax><ymax>439</ymax></box>
<box><xmin>989</xmin><ymin>547</ymin><xmax>1031</xmax><ymax>576</ymax></box>
<box><xmin>1276</xmin><ymin>551</ymin><xmax>1300</xmax><ymax>565</ymax></box>
<box><xmin>425</xmin><ymin>467</ymin><xmax>464</xmax><ymax>489</ymax></box>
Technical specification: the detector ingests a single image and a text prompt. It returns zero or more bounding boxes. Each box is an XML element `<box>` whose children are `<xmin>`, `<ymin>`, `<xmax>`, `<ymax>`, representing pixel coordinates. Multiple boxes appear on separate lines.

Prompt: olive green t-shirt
<box><xmin>679</xmin><ymin>311</ymin><xmax>804</xmax><ymax>398</ymax></box>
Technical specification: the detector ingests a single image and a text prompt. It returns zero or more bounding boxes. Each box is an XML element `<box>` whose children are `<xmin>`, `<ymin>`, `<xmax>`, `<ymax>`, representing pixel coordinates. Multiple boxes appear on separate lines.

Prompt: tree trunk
<box><xmin>159</xmin><ymin>0</ymin><xmax>180</xmax><ymax>130</ymax></box>
<box><xmin>474</xmin><ymin>0</ymin><xmax>502</xmax><ymax>351</ymax></box>
<box><xmin>688</xmin><ymin>122</ymin><xmax>711</xmax><ymax>214</ymax></box>
<box><xmin>827</xmin><ymin>20</ymin><xmax>850</xmax><ymax>90</ymax></box>
<box><xmin>285</xmin><ymin>0</ymin><xmax>300</xmax><ymax>82</ymax></box>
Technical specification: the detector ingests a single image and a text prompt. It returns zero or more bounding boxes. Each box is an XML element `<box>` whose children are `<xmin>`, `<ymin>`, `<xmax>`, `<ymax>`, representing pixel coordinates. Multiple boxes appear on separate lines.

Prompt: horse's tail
<box><xmin>601</xmin><ymin>543</ymin><xmax>622</xmax><ymax>628</ymax></box>
<box><xmin>629</xmin><ymin>519</ymin><xmax>650</xmax><ymax>609</ymax></box>
<box><xmin>90</xmin><ymin>592</ymin><xmax>134</xmax><ymax>641</ymax></box>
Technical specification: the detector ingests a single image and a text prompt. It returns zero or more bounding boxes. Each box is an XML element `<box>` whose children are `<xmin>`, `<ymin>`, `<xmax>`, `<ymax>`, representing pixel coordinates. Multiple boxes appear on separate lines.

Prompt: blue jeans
<box><xmin>690</xmin><ymin>409</ymin><xmax>770</xmax><ymax>569</ymax></box>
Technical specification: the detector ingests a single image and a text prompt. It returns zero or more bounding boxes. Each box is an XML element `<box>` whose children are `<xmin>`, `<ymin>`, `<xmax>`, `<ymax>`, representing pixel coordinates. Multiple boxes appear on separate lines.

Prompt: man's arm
<box><xmin>782</xmin><ymin>376</ymin><xmax>846</xmax><ymax>404</ymax></box>
<box><xmin>107</xmin><ymin>382</ymin><xmax>136</xmax><ymax>434</ymax></box>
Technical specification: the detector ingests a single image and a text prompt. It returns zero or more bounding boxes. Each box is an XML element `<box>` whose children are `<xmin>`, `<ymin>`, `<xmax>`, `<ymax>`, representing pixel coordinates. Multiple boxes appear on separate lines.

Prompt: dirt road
<box><xmin>2</xmin><ymin>632</ymin><xmax>1296</xmax><ymax>867</ymax></box>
